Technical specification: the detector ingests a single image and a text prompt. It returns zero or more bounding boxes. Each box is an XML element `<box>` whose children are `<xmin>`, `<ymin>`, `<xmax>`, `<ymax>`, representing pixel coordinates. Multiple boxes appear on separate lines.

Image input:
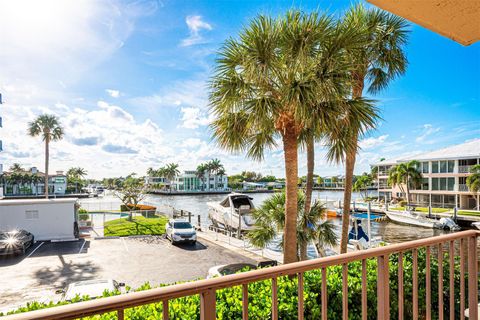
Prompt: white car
<box><xmin>57</xmin><ymin>279</ymin><xmax>126</xmax><ymax>301</ymax></box>
<box><xmin>165</xmin><ymin>219</ymin><xmax>197</xmax><ymax>245</ymax></box>
<box><xmin>207</xmin><ymin>260</ymin><xmax>278</xmax><ymax>279</ymax></box>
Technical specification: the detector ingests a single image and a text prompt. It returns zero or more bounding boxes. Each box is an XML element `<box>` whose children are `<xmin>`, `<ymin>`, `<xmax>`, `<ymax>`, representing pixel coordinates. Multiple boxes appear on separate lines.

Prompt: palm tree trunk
<box><xmin>300</xmin><ymin>135</ymin><xmax>315</xmax><ymax>261</ymax></box>
<box><xmin>282</xmin><ymin>126</ymin><xmax>299</xmax><ymax>264</ymax></box>
<box><xmin>44</xmin><ymin>138</ymin><xmax>49</xmax><ymax>198</ymax></box>
<box><xmin>305</xmin><ymin>136</ymin><xmax>314</xmax><ymax>214</ymax></box>
<box><xmin>340</xmin><ymin>136</ymin><xmax>357</xmax><ymax>254</ymax></box>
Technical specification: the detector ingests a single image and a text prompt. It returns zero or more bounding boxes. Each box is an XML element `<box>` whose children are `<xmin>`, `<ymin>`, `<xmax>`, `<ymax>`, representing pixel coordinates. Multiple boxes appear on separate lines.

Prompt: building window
<box><xmin>432</xmin><ymin>178</ymin><xmax>439</xmax><ymax>190</ymax></box>
<box><xmin>440</xmin><ymin>161</ymin><xmax>447</xmax><ymax>173</ymax></box>
<box><xmin>432</xmin><ymin>161</ymin><xmax>439</xmax><ymax>173</ymax></box>
<box><xmin>422</xmin><ymin>162</ymin><xmax>429</xmax><ymax>173</ymax></box>
<box><xmin>421</xmin><ymin>178</ymin><xmax>429</xmax><ymax>190</ymax></box>
<box><xmin>447</xmin><ymin>177</ymin><xmax>455</xmax><ymax>191</ymax></box>
<box><xmin>447</xmin><ymin>160</ymin><xmax>454</xmax><ymax>173</ymax></box>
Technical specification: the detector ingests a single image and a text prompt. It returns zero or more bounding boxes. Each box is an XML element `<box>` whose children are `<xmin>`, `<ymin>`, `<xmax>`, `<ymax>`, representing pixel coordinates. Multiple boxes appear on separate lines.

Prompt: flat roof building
<box><xmin>374</xmin><ymin>139</ymin><xmax>480</xmax><ymax>210</ymax></box>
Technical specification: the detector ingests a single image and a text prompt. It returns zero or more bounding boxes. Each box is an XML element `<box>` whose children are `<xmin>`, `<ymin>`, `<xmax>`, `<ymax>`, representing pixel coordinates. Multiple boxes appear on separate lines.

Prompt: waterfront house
<box><xmin>374</xmin><ymin>139</ymin><xmax>480</xmax><ymax>209</ymax></box>
<box><xmin>146</xmin><ymin>170</ymin><xmax>228</xmax><ymax>192</ymax></box>
<box><xmin>0</xmin><ymin>167</ymin><xmax>68</xmax><ymax>197</ymax></box>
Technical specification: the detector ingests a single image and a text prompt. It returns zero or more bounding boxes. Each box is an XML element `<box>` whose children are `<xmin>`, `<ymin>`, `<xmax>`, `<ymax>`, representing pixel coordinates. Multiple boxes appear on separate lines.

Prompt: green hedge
<box><xmin>3</xmin><ymin>250</ymin><xmax>475</xmax><ymax>319</ymax></box>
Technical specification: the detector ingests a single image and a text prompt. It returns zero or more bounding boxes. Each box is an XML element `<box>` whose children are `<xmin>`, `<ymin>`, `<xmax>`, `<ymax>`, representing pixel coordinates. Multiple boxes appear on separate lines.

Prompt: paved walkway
<box><xmin>197</xmin><ymin>226</ymin><xmax>283</xmax><ymax>263</ymax></box>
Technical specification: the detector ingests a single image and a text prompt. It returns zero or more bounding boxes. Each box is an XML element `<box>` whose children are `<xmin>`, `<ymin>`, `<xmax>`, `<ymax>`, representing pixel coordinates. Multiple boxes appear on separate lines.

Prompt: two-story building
<box><xmin>374</xmin><ymin>139</ymin><xmax>480</xmax><ymax>209</ymax></box>
<box><xmin>145</xmin><ymin>170</ymin><xmax>229</xmax><ymax>192</ymax></box>
<box><xmin>1</xmin><ymin>167</ymin><xmax>68</xmax><ymax>196</ymax></box>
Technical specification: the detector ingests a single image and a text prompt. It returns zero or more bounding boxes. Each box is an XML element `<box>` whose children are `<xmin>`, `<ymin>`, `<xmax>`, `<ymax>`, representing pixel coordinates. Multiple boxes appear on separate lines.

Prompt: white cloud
<box><xmin>106</xmin><ymin>89</ymin><xmax>120</xmax><ymax>98</ymax></box>
<box><xmin>359</xmin><ymin>135</ymin><xmax>389</xmax><ymax>149</ymax></box>
<box><xmin>181</xmin><ymin>15</ymin><xmax>212</xmax><ymax>47</ymax></box>
<box><xmin>415</xmin><ymin>124</ymin><xmax>441</xmax><ymax>143</ymax></box>
<box><xmin>180</xmin><ymin>107</ymin><xmax>212</xmax><ymax>129</ymax></box>
<box><xmin>131</xmin><ymin>78</ymin><xmax>208</xmax><ymax>110</ymax></box>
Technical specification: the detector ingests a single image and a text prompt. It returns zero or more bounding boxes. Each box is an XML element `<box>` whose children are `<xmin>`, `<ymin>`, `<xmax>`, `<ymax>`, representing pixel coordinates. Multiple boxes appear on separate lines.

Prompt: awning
<box><xmin>367</xmin><ymin>0</ymin><xmax>480</xmax><ymax>46</ymax></box>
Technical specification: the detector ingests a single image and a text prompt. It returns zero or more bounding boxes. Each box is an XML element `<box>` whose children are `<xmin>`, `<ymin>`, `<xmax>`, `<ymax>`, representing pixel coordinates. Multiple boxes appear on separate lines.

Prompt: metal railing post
<box><xmin>200</xmin><ymin>289</ymin><xmax>216</xmax><ymax>320</ymax></box>
<box><xmin>467</xmin><ymin>235</ymin><xmax>478</xmax><ymax>320</ymax></box>
<box><xmin>377</xmin><ymin>254</ymin><xmax>390</xmax><ymax>320</ymax></box>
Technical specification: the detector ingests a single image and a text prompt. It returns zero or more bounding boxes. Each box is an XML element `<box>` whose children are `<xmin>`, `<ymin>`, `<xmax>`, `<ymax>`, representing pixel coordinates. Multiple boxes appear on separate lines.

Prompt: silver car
<box><xmin>165</xmin><ymin>219</ymin><xmax>197</xmax><ymax>245</ymax></box>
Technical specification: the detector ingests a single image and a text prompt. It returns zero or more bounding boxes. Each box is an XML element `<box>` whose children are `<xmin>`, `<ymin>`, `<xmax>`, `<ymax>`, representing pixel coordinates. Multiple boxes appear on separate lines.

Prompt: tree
<box><xmin>210</xmin><ymin>11</ymin><xmax>361</xmax><ymax>264</ymax></box>
<box><xmin>466</xmin><ymin>164</ymin><xmax>480</xmax><ymax>209</ymax></box>
<box><xmin>248</xmin><ymin>191</ymin><xmax>337</xmax><ymax>261</ymax></box>
<box><xmin>196</xmin><ymin>164</ymin><xmax>207</xmax><ymax>191</ymax></box>
<box><xmin>67</xmin><ymin>167</ymin><xmax>87</xmax><ymax>193</ymax></box>
<box><xmin>316</xmin><ymin>176</ymin><xmax>324</xmax><ymax>187</ymax></box>
<box><xmin>164</xmin><ymin>163</ymin><xmax>179</xmax><ymax>182</ymax></box>
<box><xmin>28</xmin><ymin>114</ymin><xmax>64</xmax><ymax>198</ymax></box>
<box><xmin>353</xmin><ymin>173</ymin><xmax>373</xmax><ymax>200</ymax></box>
<box><xmin>114</xmin><ymin>177</ymin><xmax>147</xmax><ymax>221</ymax></box>
<box><xmin>388</xmin><ymin>160</ymin><xmax>422</xmax><ymax>204</ymax></box>
<box><xmin>332</xmin><ymin>5</ymin><xmax>408</xmax><ymax>253</ymax></box>
<box><xmin>10</xmin><ymin>163</ymin><xmax>23</xmax><ymax>173</ymax></box>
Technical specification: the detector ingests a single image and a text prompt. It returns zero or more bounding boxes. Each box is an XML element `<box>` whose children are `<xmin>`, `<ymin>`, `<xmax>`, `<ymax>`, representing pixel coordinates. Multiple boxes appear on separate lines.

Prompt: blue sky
<box><xmin>0</xmin><ymin>0</ymin><xmax>479</xmax><ymax>178</ymax></box>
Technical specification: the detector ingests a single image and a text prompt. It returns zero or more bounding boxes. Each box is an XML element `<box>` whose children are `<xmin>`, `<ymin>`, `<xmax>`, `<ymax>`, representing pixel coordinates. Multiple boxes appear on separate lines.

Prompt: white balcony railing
<box><xmin>459</xmin><ymin>184</ymin><xmax>470</xmax><ymax>192</ymax></box>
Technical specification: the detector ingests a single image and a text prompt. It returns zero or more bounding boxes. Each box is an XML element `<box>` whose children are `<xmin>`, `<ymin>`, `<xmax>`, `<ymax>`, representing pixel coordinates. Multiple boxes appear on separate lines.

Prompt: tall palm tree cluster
<box><xmin>196</xmin><ymin>158</ymin><xmax>226</xmax><ymax>190</ymax></box>
<box><xmin>0</xmin><ymin>163</ymin><xmax>42</xmax><ymax>195</ymax></box>
<box><xmin>388</xmin><ymin>160</ymin><xmax>422</xmax><ymax>205</ymax></box>
<box><xmin>66</xmin><ymin>167</ymin><xmax>88</xmax><ymax>193</ymax></box>
<box><xmin>147</xmin><ymin>163</ymin><xmax>180</xmax><ymax>190</ymax></box>
<box><xmin>210</xmin><ymin>5</ymin><xmax>408</xmax><ymax>262</ymax></box>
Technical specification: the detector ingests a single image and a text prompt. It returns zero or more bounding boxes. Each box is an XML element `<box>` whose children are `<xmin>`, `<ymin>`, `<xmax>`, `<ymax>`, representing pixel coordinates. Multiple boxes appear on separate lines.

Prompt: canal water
<box><xmin>79</xmin><ymin>190</ymin><xmax>451</xmax><ymax>245</ymax></box>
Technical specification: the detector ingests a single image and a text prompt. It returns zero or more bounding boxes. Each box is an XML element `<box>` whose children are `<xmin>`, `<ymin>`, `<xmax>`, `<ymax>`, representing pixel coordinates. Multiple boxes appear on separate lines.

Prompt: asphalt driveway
<box><xmin>0</xmin><ymin>236</ymin><xmax>258</xmax><ymax>312</ymax></box>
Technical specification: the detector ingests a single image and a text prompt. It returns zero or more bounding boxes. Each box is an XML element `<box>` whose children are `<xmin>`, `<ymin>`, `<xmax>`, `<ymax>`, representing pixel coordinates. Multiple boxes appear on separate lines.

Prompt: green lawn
<box><xmin>389</xmin><ymin>206</ymin><xmax>450</xmax><ymax>213</ymax></box>
<box><xmin>104</xmin><ymin>215</ymin><xmax>168</xmax><ymax>237</ymax></box>
<box><xmin>389</xmin><ymin>207</ymin><xmax>480</xmax><ymax>217</ymax></box>
<box><xmin>457</xmin><ymin>210</ymin><xmax>480</xmax><ymax>217</ymax></box>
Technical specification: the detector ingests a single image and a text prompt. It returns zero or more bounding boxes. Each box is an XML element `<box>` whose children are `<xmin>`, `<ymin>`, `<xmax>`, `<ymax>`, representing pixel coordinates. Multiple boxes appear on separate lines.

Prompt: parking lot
<box><xmin>0</xmin><ymin>236</ymin><xmax>258</xmax><ymax>311</ymax></box>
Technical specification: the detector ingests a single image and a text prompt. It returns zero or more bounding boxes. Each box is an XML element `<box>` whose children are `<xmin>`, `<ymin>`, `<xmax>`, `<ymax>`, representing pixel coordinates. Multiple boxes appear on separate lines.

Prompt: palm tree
<box><xmin>331</xmin><ymin>5</ymin><xmax>408</xmax><ymax>253</ymax></box>
<box><xmin>325</xmin><ymin>100</ymin><xmax>380</xmax><ymax>253</ymax></box>
<box><xmin>10</xmin><ymin>163</ymin><xmax>23</xmax><ymax>173</ymax></box>
<box><xmin>210</xmin><ymin>11</ymin><xmax>362</xmax><ymax>264</ymax></box>
<box><xmin>67</xmin><ymin>167</ymin><xmax>88</xmax><ymax>193</ymax></box>
<box><xmin>248</xmin><ymin>191</ymin><xmax>337</xmax><ymax>261</ymax></box>
<box><xmin>196</xmin><ymin>164</ymin><xmax>207</xmax><ymax>191</ymax></box>
<box><xmin>388</xmin><ymin>160</ymin><xmax>422</xmax><ymax>204</ymax></box>
<box><xmin>353</xmin><ymin>173</ymin><xmax>373</xmax><ymax>200</ymax></box>
<box><xmin>466</xmin><ymin>164</ymin><xmax>480</xmax><ymax>210</ymax></box>
<box><xmin>28</xmin><ymin>114</ymin><xmax>64</xmax><ymax>198</ymax></box>
<box><xmin>162</xmin><ymin>163</ymin><xmax>180</xmax><ymax>191</ymax></box>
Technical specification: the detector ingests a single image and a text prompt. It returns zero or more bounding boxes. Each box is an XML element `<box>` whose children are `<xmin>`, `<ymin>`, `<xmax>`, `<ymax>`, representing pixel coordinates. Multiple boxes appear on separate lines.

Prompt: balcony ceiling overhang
<box><xmin>367</xmin><ymin>0</ymin><xmax>480</xmax><ymax>46</ymax></box>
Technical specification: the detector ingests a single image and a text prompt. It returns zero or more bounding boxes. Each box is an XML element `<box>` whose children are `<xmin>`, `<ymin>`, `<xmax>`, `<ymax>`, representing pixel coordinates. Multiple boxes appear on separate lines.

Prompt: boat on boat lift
<box><xmin>207</xmin><ymin>193</ymin><xmax>256</xmax><ymax>233</ymax></box>
<box><xmin>384</xmin><ymin>205</ymin><xmax>460</xmax><ymax>230</ymax></box>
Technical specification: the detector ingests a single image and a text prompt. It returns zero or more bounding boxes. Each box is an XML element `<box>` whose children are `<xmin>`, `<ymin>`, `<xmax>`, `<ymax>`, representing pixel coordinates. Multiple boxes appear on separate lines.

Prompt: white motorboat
<box><xmin>207</xmin><ymin>193</ymin><xmax>256</xmax><ymax>232</ymax></box>
<box><xmin>385</xmin><ymin>209</ymin><xmax>460</xmax><ymax>230</ymax></box>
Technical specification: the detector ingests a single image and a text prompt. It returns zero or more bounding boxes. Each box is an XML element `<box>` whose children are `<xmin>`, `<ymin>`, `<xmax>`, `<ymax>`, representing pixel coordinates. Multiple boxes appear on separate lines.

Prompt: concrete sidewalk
<box><xmin>196</xmin><ymin>227</ymin><xmax>283</xmax><ymax>263</ymax></box>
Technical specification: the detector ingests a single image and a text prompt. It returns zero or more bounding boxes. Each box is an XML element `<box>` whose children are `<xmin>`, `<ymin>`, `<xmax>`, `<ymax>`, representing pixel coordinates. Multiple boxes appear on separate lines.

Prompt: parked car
<box><xmin>165</xmin><ymin>219</ymin><xmax>197</xmax><ymax>245</ymax></box>
<box><xmin>0</xmin><ymin>229</ymin><xmax>34</xmax><ymax>256</ymax></box>
<box><xmin>207</xmin><ymin>260</ymin><xmax>278</xmax><ymax>278</ymax></box>
<box><xmin>56</xmin><ymin>279</ymin><xmax>126</xmax><ymax>301</ymax></box>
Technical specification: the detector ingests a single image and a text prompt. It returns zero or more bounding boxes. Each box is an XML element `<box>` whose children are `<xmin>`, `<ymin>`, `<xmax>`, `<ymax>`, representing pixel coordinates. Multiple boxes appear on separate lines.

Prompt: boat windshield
<box><xmin>174</xmin><ymin>222</ymin><xmax>192</xmax><ymax>229</ymax></box>
<box><xmin>232</xmin><ymin>197</ymin><xmax>251</xmax><ymax>208</ymax></box>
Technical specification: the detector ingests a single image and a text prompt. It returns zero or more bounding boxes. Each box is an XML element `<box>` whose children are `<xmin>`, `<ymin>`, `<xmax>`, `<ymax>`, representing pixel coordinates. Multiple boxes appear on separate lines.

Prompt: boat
<box><xmin>207</xmin><ymin>193</ymin><xmax>256</xmax><ymax>233</ymax></box>
<box><xmin>473</xmin><ymin>222</ymin><xmax>480</xmax><ymax>230</ymax></box>
<box><xmin>385</xmin><ymin>209</ymin><xmax>460</xmax><ymax>230</ymax></box>
<box><xmin>325</xmin><ymin>209</ymin><xmax>342</xmax><ymax>218</ymax></box>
